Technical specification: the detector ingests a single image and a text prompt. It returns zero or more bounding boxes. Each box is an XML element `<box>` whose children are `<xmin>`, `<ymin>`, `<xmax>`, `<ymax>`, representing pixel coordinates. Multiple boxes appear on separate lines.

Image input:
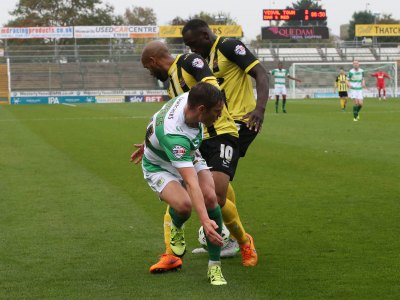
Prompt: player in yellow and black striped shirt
<box><xmin>183</xmin><ymin>19</ymin><xmax>270</xmax><ymax>267</ymax></box>
<box><xmin>334</xmin><ymin>68</ymin><xmax>348</xmax><ymax>111</ymax></box>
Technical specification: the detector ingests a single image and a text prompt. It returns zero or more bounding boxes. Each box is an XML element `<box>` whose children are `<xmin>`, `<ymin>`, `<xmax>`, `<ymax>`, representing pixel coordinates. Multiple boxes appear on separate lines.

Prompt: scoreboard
<box><xmin>263</xmin><ymin>9</ymin><xmax>327</xmax><ymax>21</ymax></box>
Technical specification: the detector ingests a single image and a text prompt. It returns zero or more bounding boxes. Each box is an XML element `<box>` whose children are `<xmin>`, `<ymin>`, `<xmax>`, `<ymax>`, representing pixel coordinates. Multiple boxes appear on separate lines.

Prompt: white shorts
<box><xmin>350</xmin><ymin>89</ymin><xmax>363</xmax><ymax>100</ymax></box>
<box><xmin>143</xmin><ymin>151</ymin><xmax>209</xmax><ymax>193</ymax></box>
<box><xmin>274</xmin><ymin>85</ymin><xmax>287</xmax><ymax>96</ymax></box>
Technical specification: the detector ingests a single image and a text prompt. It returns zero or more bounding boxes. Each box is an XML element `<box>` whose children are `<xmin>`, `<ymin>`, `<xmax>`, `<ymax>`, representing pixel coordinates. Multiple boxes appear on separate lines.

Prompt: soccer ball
<box><xmin>198</xmin><ymin>224</ymin><xmax>230</xmax><ymax>248</ymax></box>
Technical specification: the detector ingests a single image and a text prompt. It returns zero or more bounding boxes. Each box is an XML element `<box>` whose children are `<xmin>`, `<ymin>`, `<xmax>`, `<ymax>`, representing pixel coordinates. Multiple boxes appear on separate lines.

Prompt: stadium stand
<box><xmin>274</xmin><ymin>48</ymin><xmax>323</xmax><ymax>61</ymax></box>
<box><xmin>8</xmin><ymin>60</ymin><xmax>156</xmax><ymax>91</ymax></box>
<box><xmin>379</xmin><ymin>47</ymin><xmax>400</xmax><ymax>60</ymax></box>
<box><xmin>253</xmin><ymin>48</ymin><xmax>275</xmax><ymax>62</ymax></box>
<box><xmin>323</xmin><ymin>48</ymin><xmax>346</xmax><ymax>61</ymax></box>
<box><xmin>342</xmin><ymin>48</ymin><xmax>376</xmax><ymax>61</ymax></box>
<box><xmin>3</xmin><ymin>42</ymin><xmax>399</xmax><ymax>92</ymax></box>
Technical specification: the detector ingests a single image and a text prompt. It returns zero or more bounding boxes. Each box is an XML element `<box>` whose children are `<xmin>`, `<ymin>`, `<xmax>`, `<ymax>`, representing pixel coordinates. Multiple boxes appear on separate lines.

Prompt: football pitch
<box><xmin>1</xmin><ymin>99</ymin><xmax>399</xmax><ymax>299</ymax></box>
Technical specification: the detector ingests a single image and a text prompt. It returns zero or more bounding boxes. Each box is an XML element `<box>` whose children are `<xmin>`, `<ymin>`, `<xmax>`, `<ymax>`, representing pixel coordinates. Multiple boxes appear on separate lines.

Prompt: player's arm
<box><xmin>370</xmin><ymin>72</ymin><xmax>378</xmax><ymax>77</ymax></box>
<box><xmin>247</xmin><ymin>64</ymin><xmax>269</xmax><ymax>131</ymax></box>
<box><xmin>130</xmin><ymin>142</ymin><xmax>144</xmax><ymax>164</ymax></box>
<box><xmin>177</xmin><ymin>167</ymin><xmax>223</xmax><ymax>246</ymax></box>
<box><xmin>130</xmin><ymin>119</ymin><xmax>155</xmax><ymax>164</ymax></box>
<box><xmin>219</xmin><ymin>39</ymin><xmax>269</xmax><ymax>131</ymax></box>
<box><xmin>362</xmin><ymin>71</ymin><xmax>366</xmax><ymax>88</ymax></box>
<box><xmin>346</xmin><ymin>72</ymin><xmax>351</xmax><ymax>88</ymax></box>
<box><xmin>383</xmin><ymin>72</ymin><xmax>391</xmax><ymax>79</ymax></box>
<box><xmin>182</xmin><ymin>53</ymin><xmax>219</xmax><ymax>88</ymax></box>
<box><xmin>287</xmin><ymin>75</ymin><xmax>301</xmax><ymax>83</ymax></box>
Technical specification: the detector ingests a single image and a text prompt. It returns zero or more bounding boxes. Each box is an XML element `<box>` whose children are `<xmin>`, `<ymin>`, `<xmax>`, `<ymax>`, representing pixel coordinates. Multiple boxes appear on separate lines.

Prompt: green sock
<box><xmin>357</xmin><ymin>105</ymin><xmax>362</xmax><ymax>113</ymax></box>
<box><xmin>169</xmin><ymin>206</ymin><xmax>190</xmax><ymax>228</ymax></box>
<box><xmin>353</xmin><ymin>106</ymin><xmax>358</xmax><ymax>118</ymax></box>
<box><xmin>275</xmin><ymin>100</ymin><xmax>279</xmax><ymax>112</ymax></box>
<box><xmin>282</xmin><ymin>99</ymin><xmax>286</xmax><ymax>110</ymax></box>
<box><xmin>206</xmin><ymin>206</ymin><xmax>223</xmax><ymax>261</ymax></box>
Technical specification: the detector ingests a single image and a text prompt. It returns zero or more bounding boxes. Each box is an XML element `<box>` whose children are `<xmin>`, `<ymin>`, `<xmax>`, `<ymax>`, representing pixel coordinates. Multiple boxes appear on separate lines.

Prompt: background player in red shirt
<box><xmin>370</xmin><ymin>71</ymin><xmax>391</xmax><ymax>100</ymax></box>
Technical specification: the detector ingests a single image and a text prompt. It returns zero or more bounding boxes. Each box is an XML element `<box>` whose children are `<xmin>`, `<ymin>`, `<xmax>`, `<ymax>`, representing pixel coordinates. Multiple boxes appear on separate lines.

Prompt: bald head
<box><xmin>141</xmin><ymin>41</ymin><xmax>173</xmax><ymax>82</ymax></box>
<box><xmin>141</xmin><ymin>41</ymin><xmax>170</xmax><ymax>65</ymax></box>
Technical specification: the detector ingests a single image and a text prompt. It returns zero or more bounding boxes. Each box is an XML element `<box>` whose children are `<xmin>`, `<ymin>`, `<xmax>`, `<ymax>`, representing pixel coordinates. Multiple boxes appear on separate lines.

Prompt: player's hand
<box><xmin>202</xmin><ymin>219</ymin><xmax>223</xmax><ymax>247</ymax></box>
<box><xmin>242</xmin><ymin>107</ymin><xmax>265</xmax><ymax>132</ymax></box>
<box><xmin>130</xmin><ymin>143</ymin><xmax>144</xmax><ymax>164</ymax></box>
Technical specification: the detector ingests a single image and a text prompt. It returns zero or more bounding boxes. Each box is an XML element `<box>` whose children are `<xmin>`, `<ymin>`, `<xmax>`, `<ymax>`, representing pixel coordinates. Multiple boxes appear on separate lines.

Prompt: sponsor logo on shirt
<box><xmin>234</xmin><ymin>45</ymin><xmax>246</xmax><ymax>56</ymax></box>
<box><xmin>192</xmin><ymin>58</ymin><xmax>204</xmax><ymax>69</ymax></box>
<box><xmin>172</xmin><ymin>145</ymin><xmax>186</xmax><ymax>159</ymax></box>
<box><xmin>168</xmin><ymin>97</ymin><xmax>182</xmax><ymax>119</ymax></box>
<box><xmin>156</xmin><ymin>177</ymin><xmax>165</xmax><ymax>187</ymax></box>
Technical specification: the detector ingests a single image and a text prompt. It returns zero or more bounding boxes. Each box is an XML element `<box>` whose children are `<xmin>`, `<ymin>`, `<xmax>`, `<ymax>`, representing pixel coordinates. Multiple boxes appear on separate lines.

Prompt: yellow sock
<box><xmin>340</xmin><ymin>99</ymin><xmax>345</xmax><ymax>109</ymax></box>
<box><xmin>163</xmin><ymin>206</ymin><xmax>173</xmax><ymax>254</ymax></box>
<box><xmin>221</xmin><ymin>200</ymin><xmax>248</xmax><ymax>245</ymax></box>
<box><xmin>226</xmin><ymin>183</ymin><xmax>238</xmax><ymax>240</ymax></box>
<box><xmin>226</xmin><ymin>183</ymin><xmax>236</xmax><ymax>204</ymax></box>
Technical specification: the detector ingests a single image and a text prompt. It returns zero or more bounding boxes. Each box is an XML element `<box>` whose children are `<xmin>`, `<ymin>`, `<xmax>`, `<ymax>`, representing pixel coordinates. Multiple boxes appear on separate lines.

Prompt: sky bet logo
<box><xmin>128</xmin><ymin>96</ymin><xmax>143</xmax><ymax>103</ymax></box>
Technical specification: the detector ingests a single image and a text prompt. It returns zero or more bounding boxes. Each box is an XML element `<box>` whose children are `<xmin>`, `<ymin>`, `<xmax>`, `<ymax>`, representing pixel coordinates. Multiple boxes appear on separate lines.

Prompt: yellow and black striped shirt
<box><xmin>167</xmin><ymin>53</ymin><xmax>238</xmax><ymax>139</ymax></box>
<box><xmin>207</xmin><ymin>36</ymin><xmax>260</xmax><ymax>122</ymax></box>
<box><xmin>335</xmin><ymin>74</ymin><xmax>348</xmax><ymax>92</ymax></box>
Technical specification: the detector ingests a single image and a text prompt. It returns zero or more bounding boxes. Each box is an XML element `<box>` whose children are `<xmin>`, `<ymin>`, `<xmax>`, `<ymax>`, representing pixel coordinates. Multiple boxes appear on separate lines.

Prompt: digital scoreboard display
<box><xmin>263</xmin><ymin>9</ymin><xmax>327</xmax><ymax>21</ymax></box>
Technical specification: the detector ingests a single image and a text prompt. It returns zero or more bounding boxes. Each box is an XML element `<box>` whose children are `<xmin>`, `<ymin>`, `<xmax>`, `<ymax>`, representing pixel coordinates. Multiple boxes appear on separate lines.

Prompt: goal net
<box><xmin>289</xmin><ymin>61</ymin><xmax>398</xmax><ymax>99</ymax></box>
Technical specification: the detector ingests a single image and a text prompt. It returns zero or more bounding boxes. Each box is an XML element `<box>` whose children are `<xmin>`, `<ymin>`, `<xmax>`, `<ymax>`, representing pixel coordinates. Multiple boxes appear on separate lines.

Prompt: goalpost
<box><xmin>289</xmin><ymin>61</ymin><xmax>398</xmax><ymax>99</ymax></box>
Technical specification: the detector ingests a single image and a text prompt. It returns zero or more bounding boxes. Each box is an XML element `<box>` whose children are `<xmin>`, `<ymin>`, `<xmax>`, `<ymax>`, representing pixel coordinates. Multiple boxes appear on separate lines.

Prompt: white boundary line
<box><xmin>62</xmin><ymin>103</ymin><xmax>77</xmax><ymax>107</ymax></box>
<box><xmin>0</xmin><ymin>116</ymin><xmax>150</xmax><ymax>122</ymax></box>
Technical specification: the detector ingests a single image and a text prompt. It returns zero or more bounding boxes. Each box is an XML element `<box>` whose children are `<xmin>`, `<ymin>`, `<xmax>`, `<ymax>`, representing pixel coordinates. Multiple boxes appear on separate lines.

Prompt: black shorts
<box><xmin>339</xmin><ymin>91</ymin><xmax>348</xmax><ymax>98</ymax></box>
<box><xmin>236</xmin><ymin>121</ymin><xmax>258</xmax><ymax>157</ymax></box>
<box><xmin>199</xmin><ymin>134</ymin><xmax>240</xmax><ymax>181</ymax></box>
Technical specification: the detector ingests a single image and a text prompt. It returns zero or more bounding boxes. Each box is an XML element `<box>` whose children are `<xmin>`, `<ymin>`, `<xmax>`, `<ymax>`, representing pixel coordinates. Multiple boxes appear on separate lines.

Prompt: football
<box><xmin>198</xmin><ymin>224</ymin><xmax>231</xmax><ymax>248</ymax></box>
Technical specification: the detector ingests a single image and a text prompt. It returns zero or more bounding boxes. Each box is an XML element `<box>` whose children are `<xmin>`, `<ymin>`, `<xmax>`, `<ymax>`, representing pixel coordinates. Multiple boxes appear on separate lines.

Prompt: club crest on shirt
<box><xmin>234</xmin><ymin>45</ymin><xmax>246</xmax><ymax>56</ymax></box>
<box><xmin>172</xmin><ymin>145</ymin><xmax>186</xmax><ymax>159</ymax></box>
<box><xmin>192</xmin><ymin>58</ymin><xmax>204</xmax><ymax>69</ymax></box>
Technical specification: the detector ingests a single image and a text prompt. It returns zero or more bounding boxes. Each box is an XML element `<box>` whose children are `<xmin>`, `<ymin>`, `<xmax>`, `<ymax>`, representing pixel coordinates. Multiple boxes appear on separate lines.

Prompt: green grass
<box><xmin>1</xmin><ymin>99</ymin><xmax>399</xmax><ymax>299</ymax></box>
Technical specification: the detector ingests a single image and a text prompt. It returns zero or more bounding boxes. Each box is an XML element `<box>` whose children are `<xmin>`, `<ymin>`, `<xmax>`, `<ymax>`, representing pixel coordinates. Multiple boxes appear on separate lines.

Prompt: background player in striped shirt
<box><xmin>370</xmin><ymin>71</ymin><xmax>391</xmax><ymax>100</ymax></box>
<box><xmin>347</xmin><ymin>60</ymin><xmax>366</xmax><ymax>121</ymax></box>
<box><xmin>270</xmin><ymin>62</ymin><xmax>301</xmax><ymax>113</ymax></box>
<box><xmin>334</xmin><ymin>68</ymin><xmax>348</xmax><ymax>111</ymax></box>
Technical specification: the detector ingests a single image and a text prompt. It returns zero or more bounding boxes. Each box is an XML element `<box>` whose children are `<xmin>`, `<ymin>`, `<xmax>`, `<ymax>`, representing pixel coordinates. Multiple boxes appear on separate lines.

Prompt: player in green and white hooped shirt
<box><xmin>347</xmin><ymin>60</ymin><xmax>366</xmax><ymax>121</ymax></box>
<box><xmin>142</xmin><ymin>82</ymin><xmax>228</xmax><ymax>285</ymax></box>
<box><xmin>270</xmin><ymin>62</ymin><xmax>301</xmax><ymax>113</ymax></box>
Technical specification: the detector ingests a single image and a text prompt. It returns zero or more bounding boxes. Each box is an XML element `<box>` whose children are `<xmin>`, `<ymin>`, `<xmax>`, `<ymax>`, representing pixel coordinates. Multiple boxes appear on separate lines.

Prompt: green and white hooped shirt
<box><xmin>270</xmin><ymin>68</ymin><xmax>289</xmax><ymax>87</ymax></box>
<box><xmin>142</xmin><ymin>92</ymin><xmax>203</xmax><ymax>177</ymax></box>
<box><xmin>348</xmin><ymin>68</ymin><xmax>364</xmax><ymax>90</ymax></box>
